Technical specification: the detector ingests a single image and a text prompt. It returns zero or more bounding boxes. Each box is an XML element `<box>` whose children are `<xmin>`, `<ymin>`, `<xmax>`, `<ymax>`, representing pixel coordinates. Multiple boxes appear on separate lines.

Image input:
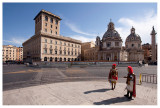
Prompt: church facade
<box><xmin>83</xmin><ymin>21</ymin><xmax>145</xmax><ymax>62</ymax></box>
<box><xmin>83</xmin><ymin>21</ymin><xmax>128</xmax><ymax>61</ymax></box>
<box><xmin>125</xmin><ymin>27</ymin><xmax>144</xmax><ymax>61</ymax></box>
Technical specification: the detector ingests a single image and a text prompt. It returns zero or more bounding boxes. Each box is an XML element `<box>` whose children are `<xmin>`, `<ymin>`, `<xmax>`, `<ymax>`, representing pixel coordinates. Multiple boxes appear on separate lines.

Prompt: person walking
<box><xmin>124</xmin><ymin>66</ymin><xmax>136</xmax><ymax>99</ymax></box>
<box><xmin>108</xmin><ymin>64</ymin><xmax>118</xmax><ymax>90</ymax></box>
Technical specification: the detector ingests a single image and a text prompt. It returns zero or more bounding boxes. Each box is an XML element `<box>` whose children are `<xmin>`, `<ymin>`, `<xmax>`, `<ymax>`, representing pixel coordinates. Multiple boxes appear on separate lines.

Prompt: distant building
<box><xmin>16</xmin><ymin>47</ymin><xmax>23</xmax><ymax>61</ymax></box>
<box><xmin>3</xmin><ymin>45</ymin><xmax>17</xmax><ymax>62</ymax></box>
<box><xmin>125</xmin><ymin>27</ymin><xmax>144</xmax><ymax>61</ymax></box>
<box><xmin>23</xmin><ymin>9</ymin><xmax>81</xmax><ymax>62</ymax></box>
<box><xmin>81</xmin><ymin>41</ymin><xmax>95</xmax><ymax>61</ymax></box>
<box><xmin>142</xmin><ymin>43</ymin><xmax>152</xmax><ymax>63</ymax></box>
<box><xmin>83</xmin><ymin>22</ymin><xmax>148</xmax><ymax>62</ymax></box>
<box><xmin>83</xmin><ymin>21</ymin><xmax>128</xmax><ymax>61</ymax></box>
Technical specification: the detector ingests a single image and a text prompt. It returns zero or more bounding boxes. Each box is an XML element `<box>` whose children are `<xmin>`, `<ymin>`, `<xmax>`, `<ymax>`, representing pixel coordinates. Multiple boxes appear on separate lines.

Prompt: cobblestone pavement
<box><xmin>3</xmin><ymin>81</ymin><xmax>157</xmax><ymax>105</ymax></box>
<box><xmin>3</xmin><ymin>64</ymin><xmax>157</xmax><ymax>90</ymax></box>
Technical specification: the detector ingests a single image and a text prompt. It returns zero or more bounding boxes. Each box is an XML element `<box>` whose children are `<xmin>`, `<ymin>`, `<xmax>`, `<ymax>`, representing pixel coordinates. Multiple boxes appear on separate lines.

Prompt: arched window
<box><xmin>132</xmin><ymin>44</ymin><xmax>134</xmax><ymax>47</ymax></box>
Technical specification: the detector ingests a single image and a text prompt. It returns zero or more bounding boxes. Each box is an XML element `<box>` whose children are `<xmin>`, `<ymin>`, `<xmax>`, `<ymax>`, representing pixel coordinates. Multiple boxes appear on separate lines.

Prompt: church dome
<box><xmin>125</xmin><ymin>27</ymin><xmax>141</xmax><ymax>42</ymax></box>
<box><xmin>102</xmin><ymin>21</ymin><xmax>120</xmax><ymax>39</ymax></box>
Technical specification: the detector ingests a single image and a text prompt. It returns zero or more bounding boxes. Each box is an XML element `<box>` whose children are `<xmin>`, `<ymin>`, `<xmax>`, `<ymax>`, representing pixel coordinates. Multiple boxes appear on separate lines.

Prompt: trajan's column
<box><xmin>150</xmin><ymin>26</ymin><xmax>157</xmax><ymax>62</ymax></box>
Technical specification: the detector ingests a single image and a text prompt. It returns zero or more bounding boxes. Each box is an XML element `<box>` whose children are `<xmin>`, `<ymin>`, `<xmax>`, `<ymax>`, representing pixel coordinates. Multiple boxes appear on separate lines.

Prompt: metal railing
<box><xmin>140</xmin><ymin>73</ymin><xmax>157</xmax><ymax>84</ymax></box>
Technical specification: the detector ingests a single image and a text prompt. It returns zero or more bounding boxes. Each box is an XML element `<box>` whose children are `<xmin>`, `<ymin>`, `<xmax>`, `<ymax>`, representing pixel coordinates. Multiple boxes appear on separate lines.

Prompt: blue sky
<box><xmin>3</xmin><ymin>3</ymin><xmax>157</xmax><ymax>47</ymax></box>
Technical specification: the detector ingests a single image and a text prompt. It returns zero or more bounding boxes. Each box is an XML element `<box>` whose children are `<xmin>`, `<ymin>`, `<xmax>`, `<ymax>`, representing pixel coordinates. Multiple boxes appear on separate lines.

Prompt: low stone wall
<box><xmin>30</xmin><ymin>61</ymin><xmax>139</xmax><ymax>68</ymax></box>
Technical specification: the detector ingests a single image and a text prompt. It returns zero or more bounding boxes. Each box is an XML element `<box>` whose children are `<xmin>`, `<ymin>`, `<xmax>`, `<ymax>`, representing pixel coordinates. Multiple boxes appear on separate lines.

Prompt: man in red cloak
<box><xmin>108</xmin><ymin>64</ymin><xmax>118</xmax><ymax>90</ymax></box>
<box><xmin>124</xmin><ymin>66</ymin><xmax>136</xmax><ymax>99</ymax></box>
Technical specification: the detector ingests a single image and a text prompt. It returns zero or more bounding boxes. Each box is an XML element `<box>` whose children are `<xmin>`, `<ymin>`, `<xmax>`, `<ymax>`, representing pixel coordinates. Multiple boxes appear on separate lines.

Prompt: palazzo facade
<box><xmin>23</xmin><ymin>9</ymin><xmax>81</xmax><ymax>62</ymax></box>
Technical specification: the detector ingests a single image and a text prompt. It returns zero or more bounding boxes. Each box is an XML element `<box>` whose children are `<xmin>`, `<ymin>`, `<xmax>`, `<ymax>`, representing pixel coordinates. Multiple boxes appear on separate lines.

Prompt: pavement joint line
<box><xmin>55</xmin><ymin>68</ymin><xmax>67</xmax><ymax>78</ymax></box>
<box><xmin>44</xmin><ymin>85</ymin><xmax>66</xmax><ymax>102</ymax></box>
<box><xmin>4</xmin><ymin>70</ymin><xmax>42</xmax><ymax>74</ymax></box>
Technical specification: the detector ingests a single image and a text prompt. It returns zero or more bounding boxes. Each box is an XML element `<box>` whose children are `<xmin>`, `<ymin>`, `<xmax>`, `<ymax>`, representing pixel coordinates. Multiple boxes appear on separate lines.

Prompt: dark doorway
<box><xmin>55</xmin><ymin>57</ymin><xmax>57</xmax><ymax>62</ymax></box>
<box><xmin>50</xmin><ymin>57</ymin><xmax>52</xmax><ymax>62</ymax></box>
<box><xmin>44</xmin><ymin>57</ymin><xmax>47</xmax><ymax>61</ymax></box>
<box><xmin>60</xmin><ymin>57</ymin><xmax>62</xmax><ymax>61</ymax></box>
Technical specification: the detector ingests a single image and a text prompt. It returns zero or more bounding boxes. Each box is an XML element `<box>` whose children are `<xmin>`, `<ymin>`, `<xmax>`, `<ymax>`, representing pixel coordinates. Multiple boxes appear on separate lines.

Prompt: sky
<box><xmin>3</xmin><ymin>3</ymin><xmax>157</xmax><ymax>47</ymax></box>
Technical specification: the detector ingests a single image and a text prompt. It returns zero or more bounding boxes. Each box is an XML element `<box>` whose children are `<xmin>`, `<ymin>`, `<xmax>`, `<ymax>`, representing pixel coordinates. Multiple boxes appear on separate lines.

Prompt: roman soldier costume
<box><xmin>124</xmin><ymin>66</ymin><xmax>136</xmax><ymax>99</ymax></box>
<box><xmin>108</xmin><ymin>64</ymin><xmax>118</xmax><ymax>90</ymax></box>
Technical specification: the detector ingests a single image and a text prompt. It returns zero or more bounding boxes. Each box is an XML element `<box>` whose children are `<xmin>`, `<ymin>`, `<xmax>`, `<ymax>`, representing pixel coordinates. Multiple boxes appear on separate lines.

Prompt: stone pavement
<box><xmin>3</xmin><ymin>81</ymin><xmax>157</xmax><ymax>105</ymax></box>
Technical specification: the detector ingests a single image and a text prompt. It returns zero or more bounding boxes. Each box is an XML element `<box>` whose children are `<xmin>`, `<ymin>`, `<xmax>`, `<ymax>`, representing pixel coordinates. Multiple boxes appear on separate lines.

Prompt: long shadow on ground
<box><xmin>84</xmin><ymin>88</ymin><xmax>111</xmax><ymax>94</ymax></box>
<box><xmin>93</xmin><ymin>96</ymin><xmax>131</xmax><ymax>105</ymax></box>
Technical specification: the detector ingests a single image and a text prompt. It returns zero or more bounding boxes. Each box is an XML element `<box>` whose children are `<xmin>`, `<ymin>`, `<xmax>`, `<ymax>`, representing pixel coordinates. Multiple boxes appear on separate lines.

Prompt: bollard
<box><xmin>153</xmin><ymin>74</ymin><xmax>154</xmax><ymax>83</ymax></box>
<box><xmin>139</xmin><ymin>73</ymin><xmax>142</xmax><ymax>85</ymax></box>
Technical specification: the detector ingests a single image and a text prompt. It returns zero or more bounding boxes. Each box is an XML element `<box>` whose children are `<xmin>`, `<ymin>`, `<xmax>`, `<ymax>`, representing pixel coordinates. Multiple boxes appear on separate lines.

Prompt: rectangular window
<box><xmin>51</xmin><ymin>25</ymin><xmax>53</xmax><ymax>28</ymax></box>
<box><xmin>45</xmin><ymin>29</ymin><xmax>47</xmax><ymax>32</ymax></box>
<box><xmin>50</xmin><ymin>18</ymin><xmax>53</xmax><ymax>23</ymax></box>
<box><xmin>55</xmin><ymin>31</ymin><xmax>57</xmax><ymax>35</ymax></box>
<box><xmin>51</xmin><ymin>30</ymin><xmax>52</xmax><ymax>34</ymax></box>
<box><xmin>56</xmin><ymin>26</ymin><xmax>57</xmax><ymax>29</ymax></box>
<box><xmin>45</xmin><ymin>16</ymin><xmax>48</xmax><ymax>21</ymax></box>
<box><xmin>59</xmin><ymin>50</ymin><xmax>62</xmax><ymax>54</ymax></box>
<box><xmin>107</xmin><ymin>42</ymin><xmax>111</xmax><ymax>47</ymax></box>
<box><xmin>115</xmin><ymin>42</ymin><xmax>119</xmax><ymax>46</ymax></box>
<box><xmin>45</xmin><ymin>23</ymin><xmax>47</xmax><ymax>26</ymax></box>
<box><xmin>44</xmin><ymin>49</ymin><xmax>47</xmax><ymax>53</ymax></box>
<box><xmin>55</xmin><ymin>50</ymin><xmax>57</xmax><ymax>54</ymax></box>
<box><xmin>55</xmin><ymin>41</ymin><xmax>57</xmax><ymax>44</ymax></box>
<box><xmin>50</xmin><ymin>49</ymin><xmax>52</xmax><ymax>54</ymax></box>
<box><xmin>50</xmin><ymin>40</ymin><xmax>52</xmax><ymax>44</ymax></box>
<box><xmin>45</xmin><ymin>44</ymin><xmax>47</xmax><ymax>48</ymax></box>
<box><xmin>45</xmin><ymin>39</ymin><xmax>47</xmax><ymax>43</ymax></box>
<box><xmin>55</xmin><ymin>20</ymin><xmax>58</xmax><ymax>25</ymax></box>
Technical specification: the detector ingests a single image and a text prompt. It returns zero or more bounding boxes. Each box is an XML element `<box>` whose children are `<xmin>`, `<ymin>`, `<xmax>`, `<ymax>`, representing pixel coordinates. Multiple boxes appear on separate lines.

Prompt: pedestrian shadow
<box><xmin>84</xmin><ymin>88</ymin><xmax>111</xmax><ymax>94</ymax></box>
<box><xmin>93</xmin><ymin>96</ymin><xmax>131</xmax><ymax>105</ymax></box>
